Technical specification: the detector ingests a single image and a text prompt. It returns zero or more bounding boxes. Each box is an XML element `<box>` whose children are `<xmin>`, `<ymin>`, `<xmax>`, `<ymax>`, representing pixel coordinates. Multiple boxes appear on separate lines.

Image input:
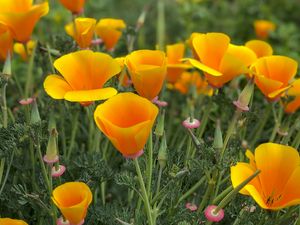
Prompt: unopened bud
<box><xmin>43</xmin><ymin>128</ymin><xmax>59</xmax><ymax>164</ymax></box>
<box><xmin>30</xmin><ymin>99</ymin><xmax>41</xmax><ymax>124</ymax></box>
<box><xmin>233</xmin><ymin>80</ymin><xmax>254</xmax><ymax>111</ymax></box>
<box><xmin>213</xmin><ymin>120</ymin><xmax>223</xmax><ymax>150</ymax></box>
<box><xmin>158</xmin><ymin>133</ymin><xmax>168</xmax><ymax>169</ymax></box>
<box><xmin>155</xmin><ymin>110</ymin><xmax>165</xmax><ymax>137</ymax></box>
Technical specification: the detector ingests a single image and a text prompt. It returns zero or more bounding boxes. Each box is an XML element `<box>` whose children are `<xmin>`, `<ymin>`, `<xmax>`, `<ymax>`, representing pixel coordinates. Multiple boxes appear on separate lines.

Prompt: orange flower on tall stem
<box><xmin>59</xmin><ymin>0</ymin><xmax>85</xmax><ymax>15</ymax></box>
<box><xmin>0</xmin><ymin>23</ymin><xmax>13</xmax><ymax>62</ymax></box>
<box><xmin>231</xmin><ymin>143</ymin><xmax>300</xmax><ymax>210</ymax></box>
<box><xmin>0</xmin><ymin>218</ymin><xmax>28</xmax><ymax>225</ymax></box>
<box><xmin>125</xmin><ymin>50</ymin><xmax>167</xmax><ymax>100</ymax></box>
<box><xmin>95</xmin><ymin>18</ymin><xmax>126</xmax><ymax>51</ymax></box>
<box><xmin>185</xmin><ymin>32</ymin><xmax>257</xmax><ymax>88</ymax></box>
<box><xmin>52</xmin><ymin>182</ymin><xmax>92</xmax><ymax>225</ymax></box>
<box><xmin>0</xmin><ymin>0</ymin><xmax>49</xmax><ymax>43</ymax></box>
<box><xmin>166</xmin><ymin>43</ymin><xmax>191</xmax><ymax>84</ymax></box>
<box><xmin>43</xmin><ymin>50</ymin><xmax>121</xmax><ymax>105</ymax></box>
<box><xmin>254</xmin><ymin>20</ymin><xmax>276</xmax><ymax>39</ymax></box>
<box><xmin>94</xmin><ymin>92</ymin><xmax>158</xmax><ymax>158</ymax></box>
<box><xmin>251</xmin><ymin>55</ymin><xmax>297</xmax><ymax>101</ymax></box>
<box><xmin>65</xmin><ymin>17</ymin><xmax>96</xmax><ymax>49</ymax></box>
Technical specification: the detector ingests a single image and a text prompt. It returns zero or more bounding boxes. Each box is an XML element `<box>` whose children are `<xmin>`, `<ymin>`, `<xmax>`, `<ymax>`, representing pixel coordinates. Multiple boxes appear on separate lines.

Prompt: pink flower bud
<box><xmin>19</xmin><ymin>97</ymin><xmax>34</xmax><ymax>105</ymax></box>
<box><xmin>182</xmin><ymin>117</ymin><xmax>200</xmax><ymax>129</ymax></box>
<box><xmin>204</xmin><ymin>205</ymin><xmax>224</xmax><ymax>222</ymax></box>
<box><xmin>51</xmin><ymin>165</ymin><xmax>66</xmax><ymax>178</ymax></box>
<box><xmin>185</xmin><ymin>202</ymin><xmax>198</xmax><ymax>211</ymax></box>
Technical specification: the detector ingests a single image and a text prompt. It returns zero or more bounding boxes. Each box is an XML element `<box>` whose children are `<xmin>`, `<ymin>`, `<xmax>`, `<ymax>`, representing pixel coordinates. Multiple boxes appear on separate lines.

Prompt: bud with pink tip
<box><xmin>51</xmin><ymin>165</ymin><xmax>66</xmax><ymax>178</ymax></box>
<box><xmin>182</xmin><ymin>117</ymin><xmax>200</xmax><ymax>129</ymax></box>
<box><xmin>204</xmin><ymin>205</ymin><xmax>224</xmax><ymax>222</ymax></box>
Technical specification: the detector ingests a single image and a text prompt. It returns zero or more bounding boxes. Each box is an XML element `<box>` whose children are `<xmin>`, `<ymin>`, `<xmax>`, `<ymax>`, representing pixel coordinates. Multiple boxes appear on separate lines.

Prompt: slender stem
<box><xmin>134</xmin><ymin>158</ymin><xmax>153</xmax><ymax>225</ymax></box>
<box><xmin>197</xmin><ymin>99</ymin><xmax>212</xmax><ymax>139</ymax></box>
<box><xmin>24</xmin><ymin>44</ymin><xmax>36</xmax><ymax>98</ymax></box>
<box><xmin>212</xmin><ymin>186</ymin><xmax>233</xmax><ymax>205</ymax></box>
<box><xmin>176</xmin><ymin>175</ymin><xmax>206</xmax><ymax>207</ymax></box>
<box><xmin>156</xmin><ymin>0</ymin><xmax>165</xmax><ymax>50</ymax></box>
<box><xmin>197</xmin><ymin>179</ymin><xmax>215</xmax><ymax>213</ymax></box>
<box><xmin>292</xmin><ymin>130</ymin><xmax>300</xmax><ymax>149</ymax></box>
<box><xmin>146</xmin><ymin>132</ymin><xmax>153</xmax><ymax>197</ymax></box>
<box><xmin>155</xmin><ymin>166</ymin><xmax>163</xmax><ymax>200</ymax></box>
<box><xmin>66</xmin><ymin>111</ymin><xmax>79</xmax><ymax>160</ymax></box>
<box><xmin>269</xmin><ymin>105</ymin><xmax>283</xmax><ymax>142</ymax></box>
<box><xmin>0</xmin><ymin>148</ymin><xmax>15</xmax><ymax>196</ymax></box>
<box><xmin>1</xmin><ymin>81</ymin><xmax>8</xmax><ymax>128</ymax></box>
<box><xmin>184</xmin><ymin>135</ymin><xmax>193</xmax><ymax>167</ymax></box>
<box><xmin>0</xmin><ymin>158</ymin><xmax>5</xmax><ymax>185</ymax></box>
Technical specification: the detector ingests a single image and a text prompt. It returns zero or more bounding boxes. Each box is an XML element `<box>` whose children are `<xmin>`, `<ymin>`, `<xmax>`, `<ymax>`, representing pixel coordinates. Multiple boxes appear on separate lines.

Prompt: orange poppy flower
<box><xmin>231</xmin><ymin>143</ymin><xmax>300</xmax><ymax>210</ymax></box>
<box><xmin>245</xmin><ymin>40</ymin><xmax>273</xmax><ymax>58</ymax></box>
<box><xmin>285</xmin><ymin>79</ymin><xmax>300</xmax><ymax>113</ymax></box>
<box><xmin>254</xmin><ymin>20</ymin><xmax>276</xmax><ymax>39</ymax></box>
<box><xmin>186</xmin><ymin>32</ymin><xmax>201</xmax><ymax>60</ymax></box>
<box><xmin>14</xmin><ymin>40</ymin><xmax>36</xmax><ymax>61</ymax></box>
<box><xmin>52</xmin><ymin>182</ymin><xmax>92</xmax><ymax>225</ymax></box>
<box><xmin>43</xmin><ymin>50</ymin><xmax>121</xmax><ymax>105</ymax></box>
<box><xmin>185</xmin><ymin>32</ymin><xmax>257</xmax><ymax>88</ymax></box>
<box><xmin>95</xmin><ymin>18</ymin><xmax>126</xmax><ymax>51</ymax></box>
<box><xmin>0</xmin><ymin>23</ymin><xmax>13</xmax><ymax>62</ymax></box>
<box><xmin>174</xmin><ymin>71</ymin><xmax>213</xmax><ymax>96</ymax></box>
<box><xmin>0</xmin><ymin>218</ymin><xmax>28</xmax><ymax>225</ymax></box>
<box><xmin>251</xmin><ymin>55</ymin><xmax>297</xmax><ymax>100</ymax></box>
<box><xmin>125</xmin><ymin>49</ymin><xmax>167</xmax><ymax>100</ymax></box>
<box><xmin>59</xmin><ymin>0</ymin><xmax>85</xmax><ymax>14</ymax></box>
<box><xmin>94</xmin><ymin>92</ymin><xmax>158</xmax><ymax>157</ymax></box>
<box><xmin>0</xmin><ymin>0</ymin><xmax>49</xmax><ymax>43</ymax></box>
<box><xmin>166</xmin><ymin>43</ymin><xmax>191</xmax><ymax>84</ymax></box>
<box><xmin>65</xmin><ymin>17</ymin><xmax>96</xmax><ymax>49</ymax></box>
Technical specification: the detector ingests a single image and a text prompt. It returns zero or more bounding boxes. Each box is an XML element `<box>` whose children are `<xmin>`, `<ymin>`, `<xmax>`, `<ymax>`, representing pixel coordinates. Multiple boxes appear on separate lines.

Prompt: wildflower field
<box><xmin>2</xmin><ymin>0</ymin><xmax>300</xmax><ymax>224</ymax></box>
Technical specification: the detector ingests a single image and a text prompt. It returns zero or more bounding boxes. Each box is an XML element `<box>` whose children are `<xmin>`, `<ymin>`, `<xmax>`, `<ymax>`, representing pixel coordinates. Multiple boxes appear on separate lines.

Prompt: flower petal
<box><xmin>43</xmin><ymin>75</ymin><xmax>72</xmax><ymax>99</ymax></box>
<box><xmin>285</xmin><ymin>96</ymin><xmax>300</xmax><ymax>114</ymax></box>
<box><xmin>64</xmin><ymin>87</ymin><xmax>117</xmax><ymax>102</ymax></box>
<box><xmin>245</xmin><ymin>40</ymin><xmax>273</xmax><ymax>58</ymax></box>
<box><xmin>183</xmin><ymin>58</ymin><xmax>222</xmax><ymax>76</ymax></box>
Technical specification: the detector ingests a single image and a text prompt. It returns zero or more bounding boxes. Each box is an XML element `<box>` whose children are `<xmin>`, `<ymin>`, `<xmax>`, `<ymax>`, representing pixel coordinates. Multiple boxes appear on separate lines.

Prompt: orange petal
<box><xmin>52</xmin><ymin>182</ymin><xmax>92</xmax><ymax>225</ymax></box>
<box><xmin>53</xmin><ymin>50</ymin><xmax>121</xmax><ymax>91</ymax></box>
<box><xmin>0</xmin><ymin>0</ymin><xmax>33</xmax><ymax>13</ymax></box>
<box><xmin>166</xmin><ymin>43</ymin><xmax>185</xmax><ymax>64</ymax></box>
<box><xmin>254</xmin><ymin>20</ymin><xmax>276</xmax><ymax>39</ymax></box>
<box><xmin>254</xmin><ymin>143</ymin><xmax>300</xmax><ymax>204</ymax></box>
<box><xmin>64</xmin><ymin>87</ymin><xmax>117</xmax><ymax>102</ymax></box>
<box><xmin>192</xmin><ymin>32</ymin><xmax>230</xmax><ymax>69</ymax></box>
<box><xmin>245</xmin><ymin>40</ymin><xmax>273</xmax><ymax>58</ymax></box>
<box><xmin>94</xmin><ymin>93</ymin><xmax>158</xmax><ymax>155</ymax></box>
<box><xmin>59</xmin><ymin>0</ymin><xmax>85</xmax><ymax>14</ymax></box>
<box><xmin>254</xmin><ymin>75</ymin><xmax>283</xmax><ymax>99</ymax></box>
<box><xmin>288</xmin><ymin>79</ymin><xmax>300</xmax><ymax>96</ymax></box>
<box><xmin>0</xmin><ymin>2</ymin><xmax>49</xmax><ymax>42</ymax></box>
<box><xmin>43</xmin><ymin>75</ymin><xmax>72</xmax><ymax>99</ymax></box>
<box><xmin>0</xmin><ymin>23</ymin><xmax>13</xmax><ymax>61</ymax></box>
<box><xmin>183</xmin><ymin>58</ymin><xmax>222</xmax><ymax>76</ymax></box>
<box><xmin>0</xmin><ymin>218</ymin><xmax>29</xmax><ymax>225</ymax></box>
<box><xmin>285</xmin><ymin>96</ymin><xmax>300</xmax><ymax>114</ymax></box>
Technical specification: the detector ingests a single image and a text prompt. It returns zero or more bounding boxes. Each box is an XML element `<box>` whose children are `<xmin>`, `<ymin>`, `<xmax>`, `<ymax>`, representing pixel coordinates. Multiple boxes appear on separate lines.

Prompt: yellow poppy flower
<box><xmin>254</xmin><ymin>20</ymin><xmax>276</xmax><ymax>39</ymax></box>
<box><xmin>174</xmin><ymin>71</ymin><xmax>213</xmax><ymax>96</ymax></box>
<box><xmin>125</xmin><ymin>49</ymin><xmax>167</xmax><ymax>100</ymax></box>
<box><xmin>185</xmin><ymin>32</ymin><xmax>257</xmax><ymax>88</ymax></box>
<box><xmin>245</xmin><ymin>40</ymin><xmax>273</xmax><ymax>58</ymax></box>
<box><xmin>65</xmin><ymin>17</ymin><xmax>96</xmax><ymax>49</ymax></box>
<box><xmin>0</xmin><ymin>218</ymin><xmax>28</xmax><ymax>225</ymax></box>
<box><xmin>166</xmin><ymin>43</ymin><xmax>191</xmax><ymax>84</ymax></box>
<box><xmin>43</xmin><ymin>50</ymin><xmax>120</xmax><ymax>105</ymax></box>
<box><xmin>251</xmin><ymin>55</ymin><xmax>297</xmax><ymax>100</ymax></box>
<box><xmin>0</xmin><ymin>23</ymin><xmax>13</xmax><ymax>62</ymax></box>
<box><xmin>13</xmin><ymin>40</ymin><xmax>36</xmax><ymax>61</ymax></box>
<box><xmin>59</xmin><ymin>0</ymin><xmax>85</xmax><ymax>14</ymax></box>
<box><xmin>94</xmin><ymin>92</ymin><xmax>158</xmax><ymax>157</ymax></box>
<box><xmin>0</xmin><ymin>0</ymin><xmax>49</xmax><ymax>43</ymax></box>
<box><xmin>231</xmin><ymin>143</ymin><xmax>300</xmax><ymax>210</ymax></box>
<box><xmin>52</xmin><ymin>182</ymin><xmax>92</xmax><ymax>225</ymax></box>
<box><xmin>95</xmin><ymin>18</ymin><xmax>126</xmax><ymax>51</ymax></box>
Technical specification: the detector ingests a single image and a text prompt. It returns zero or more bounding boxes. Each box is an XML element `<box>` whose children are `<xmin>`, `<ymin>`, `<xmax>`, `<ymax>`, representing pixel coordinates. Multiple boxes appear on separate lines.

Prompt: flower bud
<box><xmin>155</xmin><ymin>109</ymin><xmax>165</xmax><ymax>137</ymax></box>
<box><xmin>43</xmin><ymin>128</ymin><xmax>59</xmax><ymax>164</ymax></box>
<box><xmin>213</xmin><ymin>120</ymin><xmax>223</xmax><ymax>150</ymax></box>
<box><xmin>30</xmin><ymin>99</ymin><xmax>41</xmax><ymax>124</ymax></box>
<box><xmin>233</xmin><ymin>80</ymin><xmax>254</xmax><ymax>111</ymax></box>
<box><xmin>158</xmin><ymin>133</ymin><xmax>168</xmax><ymax>169</ymax></box>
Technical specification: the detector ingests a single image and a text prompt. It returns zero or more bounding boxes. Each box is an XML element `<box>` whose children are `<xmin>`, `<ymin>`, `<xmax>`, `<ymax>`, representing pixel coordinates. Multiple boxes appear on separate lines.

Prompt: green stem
<box><xmin>24</xmin><ymin>44</ymin><xmax>36</xmax><ymax>98</ymax></box>
<box><xmin>184</xmin><ymin>135</ymin><xmax>193</xmax><ymax>167</ymax></box>
<box><xmin>155</xmin><ymin>166</ymin><xmax>163</xmax><ymax>200</ymax></box>
<box><xmin>1</xmin><ymin>81</ymin><xmax>8</xmax><ymax>128</ymax></box>
<box><xmin>0</xmin><ymin>158</ymin><xmax>5</xmax><ymax>185</ymax></box>
<box><xmin>292</xmin><ymin>130</ymin><xmax>300</xmax><ymax>149</ymax></box>
<box><xmin>146</xmin><ymin>132</ymin><xmax>153</xmax><ymax>198</ymax></box>
<box><xmin>269</xmin><ymin>104</ymin><xmax>283</xmax><ymax>142</ymax></box>
<box><xmin>66</xmin><ymin>111</ymin><xmax>79</xmax><ymax>160</ymax></box>
<box><xmin>134</xmin><ymin>158</ymin><xmax>154</xmax><ymax>225</ymax></box>
<box><xmin>0</xmin><ymin>148</ymin><xmax>15</xmax><ymax>197</ymax></box>
<box><xmin>176</xmin><ymin>175</ymin><xmax>206</xmax><ymax>207</ymax></box>
<box><xmin>197</xmin><ymin>99</ymin><xmax>212</xmax><ymax>139</ymax></box>
<box><xmin>197</xmin><ymin>179</ymin><xmax>215</xmax><ymax>213</ymax></box>
<box><xmin>212</xmin><ymin>186</ymin><xmax>233</xmax><ymax>205</ymax></box>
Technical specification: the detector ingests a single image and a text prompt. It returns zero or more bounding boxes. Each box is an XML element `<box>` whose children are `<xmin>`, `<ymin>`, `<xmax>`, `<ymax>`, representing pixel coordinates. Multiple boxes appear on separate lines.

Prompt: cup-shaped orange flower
<box><xmin>174</xmin><ymin>71</ymin><xmax>213</xmax><ymax>96</ymax></box>
<box><xmin>0</xmin><ymin>23</ymin><xmax>13</xmax><ymax>62</ymax></box>
<box><xmin>185</xmin><ymin>32</ymin><xmax>257</xmax><ymax>88</ymax></box>
<box><xmin>0</xmin><ymin>0</ymin><xmax>49</xmax><ymax>43</ymax></box>
<box><xmin>0</xmin><ymin>218</ymin><xmax>28</xmax><ymax>225</ymax></box>
<box><xmin>95</xmin><ymin>18</ymin><xmax>126</xmax><ymax>51</ymax></box>
<box><xmin>251</xmin><ymin>55</ymin><xmax>297</xmax><ymax>100</ymax></box>
<box><xmin>52</xmin><ymin>182</ymin><xmax>92</xmax><ymax>225</ymax></box>
<box><xmin>285</xmin><ymin>79</ymin><xmax>300</xmax><ymax>113</ymax></box>
<box><xmin>231</xmin><ymin>143</ymin><xmax>300</xmax><ymax>210</ymax></box>
<box><xmin>43</xmin><ymin>50</ymin><xmax>121</xmax><ymax>105</ymax></box>
<box><xmin>94</xmin><ymin>93</ymin><xmax>158</xmax><ymax>158</ymax></box>
<box><xmin>125</xmin><ymin>50</ymin><xmax>167</xmax><ymax>100</ymax></box>
<box><xmin>59</xmin><ymin>0</ymin><xmax>85</xmax><ymax>14</ymax></box>
<box><xmin>245</xmin><ymin>40</ymin><xmax>273</xmax><ymax>58</ymax></box>
<box><xmin>65</xmin><ymin>17</ymin><xmax>96</xmax><ymax>49</ymax></box>
<box><xmin>254</xmin><ymin>20</ymin><xmax>276</xmax><ymax>39</ymax></box>
<box><xmin>166</xmin><ymin>43</ymin><xmax>191</xmax><ymax>84</ymax></box>
<box><xmin>14</xmin><ymin>40</ymin><xmax>36</xmax><ymax>61</ymax></box>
